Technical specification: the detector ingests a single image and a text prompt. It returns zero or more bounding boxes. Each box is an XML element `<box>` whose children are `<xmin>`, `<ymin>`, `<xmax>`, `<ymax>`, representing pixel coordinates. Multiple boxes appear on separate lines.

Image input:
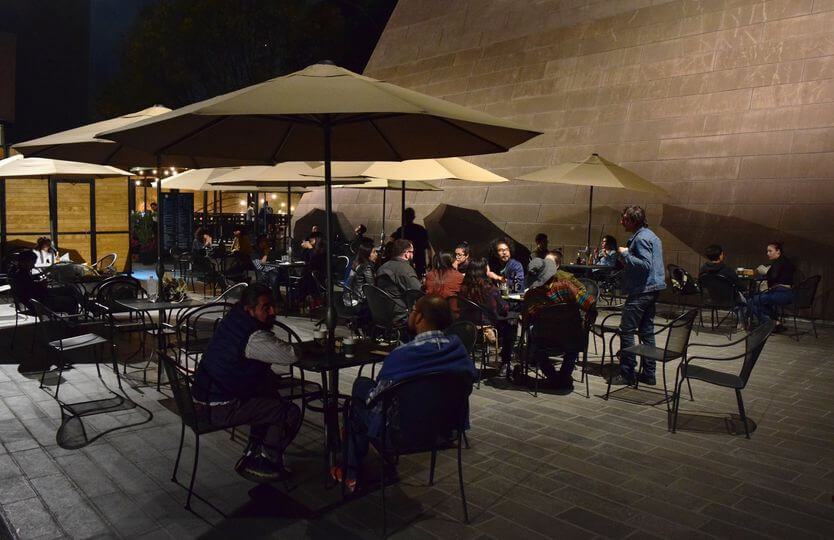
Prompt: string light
<box><xmin>134</xmin><ymin>180</ymin><xmax>141</xmax><ymax>186</ymax></box>
<box><xmin>271</xmin><ymin>194</ymin><xmax>276</xmax><ymax>199</ymax></box>
<box><xmin>239</xmin><ymin>200</ymin><xmax>246</xmax><ymax>206</ymax></box>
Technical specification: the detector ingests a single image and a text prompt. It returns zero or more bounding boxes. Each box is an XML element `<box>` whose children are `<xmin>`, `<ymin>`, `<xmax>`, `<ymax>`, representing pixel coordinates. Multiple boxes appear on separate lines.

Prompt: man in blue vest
<box><xmin>193</xmin><ymin>283</ymin><xmax>301</xmax><ymax>482</ymax></box>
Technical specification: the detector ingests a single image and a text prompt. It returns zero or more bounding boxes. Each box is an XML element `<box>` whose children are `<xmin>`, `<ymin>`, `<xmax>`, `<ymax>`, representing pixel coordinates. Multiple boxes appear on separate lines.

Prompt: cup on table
<box><xmin>343</xmin><ymin>337</ymin><xmax>356</xmax><ymax>357</ymax></box>
<box><xmin>313</xmin><ymin>328</ymin><xmax>327</xmax><ymax>346</ymax></box>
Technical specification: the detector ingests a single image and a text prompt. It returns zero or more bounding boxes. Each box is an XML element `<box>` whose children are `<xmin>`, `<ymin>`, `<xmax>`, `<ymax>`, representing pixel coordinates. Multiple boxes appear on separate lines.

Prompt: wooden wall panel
<box><xmin>95</xmin><ymin>177</ymin><xmax>128</xmax><ymax>232</ymax></box>
<box><xmin>56</xmin><ymin>182</ymin><xmax>90</xmax><ymax>232</ymax></box>
<box><xmin>5</xmin><ymin>178</ymin><xmax>49</xmax><ymax>232</ymax></box>
<box><xmin>96</xmin><ymin>234</ymin><xmax>129</xmax><ymax>271</ymax></box>
<box><xmin>52</xmin><ymin>233</ymin><xmax>91</xmax><ymax>264</ymax></box>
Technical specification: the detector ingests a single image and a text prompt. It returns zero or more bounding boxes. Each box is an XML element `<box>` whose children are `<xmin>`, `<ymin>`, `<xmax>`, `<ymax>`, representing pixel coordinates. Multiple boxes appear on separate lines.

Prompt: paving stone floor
<box><xmin>0</xmin><ymin>308</ymin><xmax>832</xmax><ymax>539</ymax></box>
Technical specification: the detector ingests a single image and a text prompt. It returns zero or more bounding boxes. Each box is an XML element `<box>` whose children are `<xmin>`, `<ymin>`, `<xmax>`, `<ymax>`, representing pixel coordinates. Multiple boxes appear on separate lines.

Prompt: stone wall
<box><xmin>294</xmin><ymin>0</ymin><xmax>834</xmax><ymax>317</ymax></box>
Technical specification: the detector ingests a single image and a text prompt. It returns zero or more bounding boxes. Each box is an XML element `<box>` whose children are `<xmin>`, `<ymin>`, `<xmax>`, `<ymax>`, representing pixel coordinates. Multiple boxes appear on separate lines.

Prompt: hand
<box><xmin>452</xmin><ymin>259</ymin><xmax>459</xmax><ymax>270</ymax></box>
<box><xmin>617</xmin><ymin>247</ymin><xmax>628</xmax><ymax>255</ymax></box>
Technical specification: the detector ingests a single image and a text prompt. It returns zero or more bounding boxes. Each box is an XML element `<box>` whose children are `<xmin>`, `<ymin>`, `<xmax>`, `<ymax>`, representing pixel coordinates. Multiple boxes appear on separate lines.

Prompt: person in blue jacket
<box><xmin>332</xmin><ymin>294</ymin><xmax>474</xmax><ymax>491</ymax></box>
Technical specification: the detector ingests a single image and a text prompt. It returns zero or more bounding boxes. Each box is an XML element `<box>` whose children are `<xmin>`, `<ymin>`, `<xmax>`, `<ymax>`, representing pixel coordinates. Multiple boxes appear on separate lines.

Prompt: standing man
<box><xmin>610</xmin><ymin>206</ymin><xmax>666</xmax><ymax>387</ymax></box>
<box><xmin>391</xmin><ymin>208</ymin><xmax>431</xmax><ymax>277</ymax></box>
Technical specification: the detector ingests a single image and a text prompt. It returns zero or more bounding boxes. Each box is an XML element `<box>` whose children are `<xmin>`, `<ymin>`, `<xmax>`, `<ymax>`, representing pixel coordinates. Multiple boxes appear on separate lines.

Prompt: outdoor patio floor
<box><xmin>0</xmin><ymin>306</ymin><xmax>832</xmax><ymax>539</ymax></box>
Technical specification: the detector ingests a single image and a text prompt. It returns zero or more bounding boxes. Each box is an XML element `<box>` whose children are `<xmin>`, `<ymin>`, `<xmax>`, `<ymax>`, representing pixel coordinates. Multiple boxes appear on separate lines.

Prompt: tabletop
<box><xmin>562</xmin><ymin>264</ymin><xmax>612</xmax><ymax>271</ymax></box>
<box><xmin>117</xmin><ymin>298</ymin><xmax>204</xmax><ymax>312</ymax></box>
<box><xmin>293</xmin><ymin>339</ymin><xmax>395</xmax><ymax>372</ymax></box>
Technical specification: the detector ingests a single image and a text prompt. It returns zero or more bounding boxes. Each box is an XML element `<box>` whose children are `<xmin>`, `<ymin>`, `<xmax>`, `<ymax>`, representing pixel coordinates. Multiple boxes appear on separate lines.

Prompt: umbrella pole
<box><xmin>323</xmin><ymin>120</ymin><xmax>335</xmax><ymax>349</ymax></box>
<box><xmin>401</xmin><ymin>183</ymin><xmax>405</xmax><ymax>239</ymax></box>
<box><xmin>155</xmin><ymin>156</ymin><xmax>164</xmax><ymax>280</ymax></box>
<box><xmin>381</xmin><ymin>188</ymin><xmax>386</xmax><ymax>243</ymax></box>
<box><xmin>586</xmin><ymin>186</ymin><xmax>593</xmax><ymax>255</ymax></box>
<box><xmin>287</xmin><ymin>184</ymin><xmax>292</xmax><ymax>260</ymax></box>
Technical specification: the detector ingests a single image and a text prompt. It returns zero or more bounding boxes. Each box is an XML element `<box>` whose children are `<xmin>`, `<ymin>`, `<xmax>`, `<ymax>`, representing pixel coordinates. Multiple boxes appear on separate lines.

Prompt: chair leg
<box><xmin>463</xmin><ymin>431</ymin><xmax>470</xmax><ymax>449</ymax></box>
<box><xmin>172</xmin><ymin>422</ymin><xmax>186</xmax><ymax>482</ymax></box>
<box><xmin>735</xmin><ymin>389</ymin><xmax>750</xmax><ymax>439</ymax></box>
<box><xmin>671</xmin><ymin>375</ymin><xmax>684</xmax><ymax>433</ymax></box>
<box><xmin>186</xmin><ymin>434</ymin><xmax>200</xmax><ymax>510</ymax></box>
<box><xmin>381</xmin><ymin>445</ymin><xmax>387</xmax><ymax>537</ymax></box>
<box><xmin>457</xmin><ymin>432</ymin><xmax>470</xmax><ymax>524</ymax></box>
<box><xmin>11</xmin><ymin>311</ymin><xmax>18</xmax><ymax>350</ymax></box>
<box><xmin>428</xmin><ymin>449</ymin><xmax>437</xmax><ymax>486</ymax></box>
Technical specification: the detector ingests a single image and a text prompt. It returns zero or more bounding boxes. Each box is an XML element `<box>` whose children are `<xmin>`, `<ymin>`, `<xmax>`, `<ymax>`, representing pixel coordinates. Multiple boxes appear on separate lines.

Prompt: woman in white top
<box><xmin>33</xmin><ymin>237</ymin><xmax>57</xmax><ymax>268</ymax></box>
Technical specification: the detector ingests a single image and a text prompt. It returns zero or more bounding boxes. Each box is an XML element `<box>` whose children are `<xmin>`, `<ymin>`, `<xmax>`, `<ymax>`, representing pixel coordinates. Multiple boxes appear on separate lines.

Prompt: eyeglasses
<box><xmin>454</xmin><ymin>252</ymin><xmax>466</xmax><ymax>258</ymax></box>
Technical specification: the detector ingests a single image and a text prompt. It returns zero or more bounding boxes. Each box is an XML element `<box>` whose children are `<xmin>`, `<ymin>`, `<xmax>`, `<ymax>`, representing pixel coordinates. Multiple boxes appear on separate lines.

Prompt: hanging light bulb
<box><xmin>134</xmin><ymin>180</ymin><xmax>141</xmax><ymax>186</ymax></box>
<box><xmin>239</xmin><ymin>200</ymin><xmax>246</xmax><ymax>206</ymax></box>
<box><xmin>271</xmin><ymin>194</ymin><xmax>277</xmax><ymax>199</ymax></box>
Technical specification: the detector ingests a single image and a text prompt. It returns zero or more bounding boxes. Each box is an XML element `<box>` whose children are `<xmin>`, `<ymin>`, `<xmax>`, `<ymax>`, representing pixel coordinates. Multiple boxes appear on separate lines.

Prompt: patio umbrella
<box><xmin>0</xmin><ymin>154</ymin><xmax>133</xmax><ymax>250</ymax></box>
<box><xmin>92</xmin><ymin>61</ymin><xmax>541</xmax><ymax>343</ymax></box>
<box><xmin>517</xmin><ymin>153</ymin><xmax>667</xmax><ymax>250</ymax></box>
<box><xmin>309</xmin><ymin>157</ymin><xmax>507</xmax><ymax>235</ymax></box>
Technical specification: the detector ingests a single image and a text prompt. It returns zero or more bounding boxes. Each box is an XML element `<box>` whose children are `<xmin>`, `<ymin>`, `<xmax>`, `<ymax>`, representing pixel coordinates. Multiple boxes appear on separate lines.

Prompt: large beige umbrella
<box><xmin>93</xmin><ymin>61</ymin><xmax>540</xmax><ymax>348</ymax></box>
<box><xmin>518</xmin><ymin>153</ymin><xmax>667</xmax><ymax>249</ymax></box>
<box><xmin>0</xmin><ymin>154</ymin><xmax>133</xmax><ymax>249</ymax></box>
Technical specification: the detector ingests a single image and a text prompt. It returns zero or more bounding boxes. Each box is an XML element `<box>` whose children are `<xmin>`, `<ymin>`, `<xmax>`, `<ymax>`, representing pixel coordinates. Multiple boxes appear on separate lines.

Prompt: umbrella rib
<box><xmin>103</xmin><ymin>144</ymin><xmax>122</xmax><ymax>165</ymax></box>
<box><xmin>156</xmin><ymin>115</ymin><xmax>231</xmax><ymax>156</ymax></box>
<box><xmin>434</xmin><ymin>117</ymin><xmax>508</xmax><ymax>153</ymax></box>
<box><xmin>368</xmin><ymin>119</ymin><xmax>404</xmax><ymax>161</ymax></box>
<box><xmin>270</xmin><ymin>123</ymin><xmax>295</xmax><ymax>164</ymax></box>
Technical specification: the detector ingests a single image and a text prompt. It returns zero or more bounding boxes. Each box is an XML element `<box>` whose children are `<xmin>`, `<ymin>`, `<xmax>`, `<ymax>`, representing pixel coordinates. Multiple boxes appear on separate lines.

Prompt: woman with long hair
<box><xmin>344</xmin><ymin>237</ymin><xmax>377</xmax><ymax>307</ymax></box>
<box><xmin>460</xmin><ymin>258</ymin><xmax>516</xmax><ymax>377</ymax></box>
<box><xmin>425</xmin><ymin>250</ymin><xmax>463</xmax><ymax>298</ymax></box>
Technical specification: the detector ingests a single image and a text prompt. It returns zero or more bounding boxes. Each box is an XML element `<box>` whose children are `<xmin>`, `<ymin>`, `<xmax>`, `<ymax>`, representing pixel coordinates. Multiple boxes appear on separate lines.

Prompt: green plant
<box><xmin>132</xmin><ymin>211</ymin><xmax>155</xmax><ymax>248</ymax></box>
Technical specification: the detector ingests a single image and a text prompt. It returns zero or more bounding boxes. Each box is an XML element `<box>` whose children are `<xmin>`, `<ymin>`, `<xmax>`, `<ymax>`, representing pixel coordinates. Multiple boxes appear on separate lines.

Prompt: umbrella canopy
<box><xmin>11</xmin><ymin>106</ymin><xmax>176</xmax><ymax>168</ymax></box>
<box><xmin>424</xmin><ymin>204</ymin><xmax>531</xmax><ymax>268</ymax></box>
<box><xmin>162</xmin><ymin>165</ymin><xmax>323</xmax><ymax>191</ymax></box>
<box><xmin>0</xmin><ymin>154</ymin><xmax>132</xmax><ymax>178</ymax></box>
<box><xmin>517</xmin><ymin>153</ymin><xmax>667</xmax><ymax>248</ymax></box>
<box><xmin>91</xmin><ymin>61</ymin><xmax>540</xmax><ymax>351</ymax></box>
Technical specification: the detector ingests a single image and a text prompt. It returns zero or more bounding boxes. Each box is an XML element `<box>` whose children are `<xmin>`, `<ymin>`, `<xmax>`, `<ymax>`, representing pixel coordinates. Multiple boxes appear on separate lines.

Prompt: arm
<box><xmin>619</xmin><ymin>235</ymin><xmax>652</xmax><ymax>272</ymax></box>
<box><xmin>244</xmin><ymin>330</ymin><xmax>297</xmax><ymax>366</ymax></box>
<box><xmin>403</xmin><ymin>267</ymin><xmax>423</xmax><ymax>292</ymax></box>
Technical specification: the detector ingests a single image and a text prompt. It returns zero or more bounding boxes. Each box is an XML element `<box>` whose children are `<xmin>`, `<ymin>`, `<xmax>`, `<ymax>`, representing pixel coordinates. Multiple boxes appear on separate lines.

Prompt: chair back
<box><xmin>272</xmin><ymin>319</ymin><xmax>302</xmax><ymax>344</ymax></box>
<box><xmin>215</xmin><ymin>282</ymin><xmax>247</xmax><ymax>303</ymax></box>
<box><xmin>698</xmin><ymin>274</ymin><xmax>739</xmax><ymax>309</ymax></box>
<box><xmin>577</xmin><ymin>277</ymin><xmax>600</xmax><ymax>299</ymax></box>
<box><xmin>363</xmin><ymin>284</ymin><xmax>398</xmax><ymax>328</ymax></box>
<box><xmin>405</xmin><ymin>289</ymin><xmax>425</xmax><ymax>311</ymax></box>
<box><xmin>191</xmin><ymin>254</ymin><xmax>215</xmax><ymax>275</ymax></box>
<box><xmin>525</xmin><ymin>303</ymin><xmax>585</xmax><ymax>353</ymax></box>
<box><xmin>445</xmin><ymin>320</ymin><xmax>477</xmax><ymax>354</ymax></box>
<box><xmin>160</xmin><ymin>353</ymin><xmax>201</xmax><ymax>430</ymax></box>
<box><xmin>92</xmin><ymin>276</ymin><xmax>144</xmax><ymax>315</ymax></box>
<box><xmin>792</xmin><ymin>275</ymin><xmax>820</xmax><ymax>310</ymax></box>
<box><xmin>450</xmin><ymin>295</ymin><xmax>489</xmax><ymax>326</ymax></box>
<box><xmin>661</xmin><ymin>308</ymin><xmax>698</xmax><ymax>357</ymax></box>
<box><xmin>176</xmin><ymin>302</ymin><xmax>235</xmax><ymax>367</ymax></box>
<box><xmin>93</xmin><ymin>253</ymin><xmax>118</xmax><ymax>275</ymax></box>
<box><xmin>739</xmin><ymin>320</ymin><xmax>777</xmax><ymax>386</ymax></box>
<box><xmin>370</xmin><ymin>371</ymin><xmax>472</xmax><ymax>453</ymax></box>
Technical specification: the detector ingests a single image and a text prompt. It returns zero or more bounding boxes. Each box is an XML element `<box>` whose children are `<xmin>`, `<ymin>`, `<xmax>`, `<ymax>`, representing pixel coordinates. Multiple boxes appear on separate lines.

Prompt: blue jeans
<box><xmin>345</xmin><ymin>377</ymin><xmax>378</xmax><ymax>481</ymax></box>
<box><xmin>749</xmin><ymin>287</ymin><xmax>792</xmax><ymax>323</ymax></box>
<box><xmin>618</xmin><ymin>291</ymin><xmax>660</xmax><ymax>378</ymax></box>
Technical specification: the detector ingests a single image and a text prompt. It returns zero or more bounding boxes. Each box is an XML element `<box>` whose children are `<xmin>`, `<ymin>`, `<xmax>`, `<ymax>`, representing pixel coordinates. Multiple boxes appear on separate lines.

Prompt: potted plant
<box><xmin>131</xmin><ymin>211</ymin><xmax>157</xmax><ymax>264</ymax></box>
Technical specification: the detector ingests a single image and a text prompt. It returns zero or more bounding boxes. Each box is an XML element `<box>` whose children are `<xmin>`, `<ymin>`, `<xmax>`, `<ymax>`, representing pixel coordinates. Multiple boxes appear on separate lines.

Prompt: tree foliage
<box><xmin>95</xmin><ymin>0</ymin><xmax>396</xmax><ymax>118</ymax></box>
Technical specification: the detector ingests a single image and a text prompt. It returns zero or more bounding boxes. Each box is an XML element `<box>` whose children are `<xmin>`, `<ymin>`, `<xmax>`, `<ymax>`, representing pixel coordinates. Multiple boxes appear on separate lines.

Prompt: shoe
<box><xmin>637</xmin><ymin>373</ymin><xmax>656</xmax><ymax>386</ymax></box>
<box><xmin>329</xmin><ymin>466</ymin><xmax>357</xmax><ymax>493</ymax></box>
<box><xmin>235</xmin><ymin>454</ymin><xmax>289</xmax><ymax>483</ymax></box>
<box><xmin>608</xmin><ymin>373</ymin><xmax>635</xmax><ymax>386</ymax></box>
<box><xmin>498</xmin><ymin>363</ymin><xmax>511</xmax><ymax>378</ymax></box>
<box><xmin>549</xmin><ymin>376</ymin><xmax>574</xmax><ymax>394</ymax></box>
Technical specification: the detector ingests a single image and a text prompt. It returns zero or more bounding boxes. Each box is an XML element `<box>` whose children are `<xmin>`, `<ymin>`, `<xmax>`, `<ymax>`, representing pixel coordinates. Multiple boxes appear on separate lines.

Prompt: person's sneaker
<box><xmin>637</xmin><ymin>373</ymin><xmax>656</xmax><ymax>386</ymax></box>
<box><xmin>608</xmin><ymin>373</ymin><xmax>635</xmax><ymax>386</ymax></box>
<box><xmin>235</xmin><ymin>454</ymin><xmax>288</xmax><ymax>483</ymax></box>
<box><xmin>550</xmin><ymin>376</ymin><xmax>574</xmax><ymax>395</ymax></box>
<box><xmin>498</xmin><ymin>363</ymin><xmax>511</xmax><ymax>378</ymax></box>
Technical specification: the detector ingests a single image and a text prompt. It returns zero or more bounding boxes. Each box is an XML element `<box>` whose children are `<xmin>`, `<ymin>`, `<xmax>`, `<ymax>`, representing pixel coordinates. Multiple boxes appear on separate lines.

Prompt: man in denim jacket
<box><xmin>610</xmin><ymin>206</ymin><xmax>666</xmax><ymax>386</ymax></box>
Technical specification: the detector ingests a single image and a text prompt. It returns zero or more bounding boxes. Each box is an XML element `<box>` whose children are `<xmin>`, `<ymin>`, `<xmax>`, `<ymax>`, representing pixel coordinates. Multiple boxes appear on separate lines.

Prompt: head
<box><xmin>545</xmin><ymin>249</ymin><xmax>562</xmax><ymax>269</ymax></box>
<box><xmin>492</xmin><ymin>237</ymin><xmax>513</xmax><ymax>264</ymax></box>
<box><xmin>232</xmin><ymin>224</ymin><xmax>246</xmax><ymax>237</ymax></box>
<box><xmin>308</xmin><ymin>231</ymin><xmax>322</xmax><ymax>248</ymax></box>
<box><xmin>534</xmin><ymin>233</ymin><xmax>548</xmax><ymax>248</ymax></box>
<box><xmin>704</xmin><ymin>244</ymin><xmax>724</xmax><ymax>263</ymax></box>
<box><xmin>404</xmin><ymin>208</ymin><xmax>416</xmax><ymax>224</ymax></box>
<box><xmin>240</xmin><ymin>283</ymin><xmax>277</xmax><ymax>327</ymax></box>
<box><xmin>393</xmin><ymin>239</ymin><xmax>414</xmax><ymax>261</ymax></box>
<box><xmin>354</xmin><ymin>237</ymin><xmax>378</xmax><ymax>268</ymax></box>
<box><xmin>18</xmin><ymin>250</ymin><xmax>37</xmax><ymax>270</ymax></box>
<box><xmin>620</xmin><ymin>205</ymin><xmax>647</xmax><ymax>233</ymax></box>
<box><xmin>601</xmin><ymin>235</ymin><xmax>617</xmax><ymax>251</ymax></box>
<box><xmin>355</xmin><ymin>224</ymin><xmax>367</xmax><ymax>237</ymax></box>
<box><xmin>766</xmin><ymin>242</ymin><xmax>783</xmax><ymax>261</ymax></box>
<box><xmin>454</xmin><ymin>241</ymin><xmax>470</xmax><ymax>265</ymax></box>
<box><xmin>194</xmin><ymin>227</ymin><xmax>205</xmax><ymax>240</ymax></box>
<box><xmin>262</xmin><ymin>199</ymin><xmax>269</xmax><ymax>207</ymax></box>
<box><xmin>150</xmin><ymin>202</ymin><xmax>158</xmax><ymax>212</ymax></box>
<box><xmin>36</xmin><ymin>237</ymin><xmax>52</xmax><ymax>251</ymax></box>
<box><xmin>432</xmin><ymin>251</ymin><xmax>454</xmax><ymax>273</ymax></box>
<box><xmin>311</xmin><ymin>225</ymin><xmax>319</xmax><ymax>234</ymax></box>
<box><xmin>256</xmin><ymin>234</ymin><xmax>269</xmax><ymax>252</ymax></box>
<box><xmin>408</xmin><ymin>295</ymin><xmax>453</xmax><ymax>334</ymax></box>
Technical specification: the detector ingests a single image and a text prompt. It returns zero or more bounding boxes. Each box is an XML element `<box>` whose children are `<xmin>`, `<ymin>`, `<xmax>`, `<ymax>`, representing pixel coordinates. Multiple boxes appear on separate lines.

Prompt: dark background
<box><xmin>0</xmin><ymin>0</ymin><xmax>398</xmax><ymax>144</ymax></box>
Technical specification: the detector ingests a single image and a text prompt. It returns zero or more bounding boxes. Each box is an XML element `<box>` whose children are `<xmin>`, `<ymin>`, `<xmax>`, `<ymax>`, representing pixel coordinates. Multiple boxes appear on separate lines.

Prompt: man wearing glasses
<box><xmin>376</xmin><ymin>238</ymin><xmax>423</xmax><ymax>323</ymax></box>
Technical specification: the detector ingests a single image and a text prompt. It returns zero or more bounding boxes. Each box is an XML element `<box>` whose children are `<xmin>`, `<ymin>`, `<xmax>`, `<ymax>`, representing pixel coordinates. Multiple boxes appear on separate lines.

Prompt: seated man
<box><xmin>522</xmin><ymin>251</ymin><xmax>595</xmax><ymax>391</ymax></box>
<box><xmin>699</xmin><ymin>243</ymin><xmax>746</xmax><ymax>302</ymax></box>
<box><xmin>375</xmin><ymin>238</ymin><xmax>422</xmax><ymax>323</ymax></box>
<box><xmin>334</xmin><ymin>295</ymin><xmax>474</xmax><ymax>490</ymax></box>
<box><xmin>192</xmin><ymin>284</ymin><xmax>301</xmax><ymax>482</ymax></box>
<box><xmin>11</xmin><ymin>251</ymin><xmax>79</xmax><ymax>315</ymax></box>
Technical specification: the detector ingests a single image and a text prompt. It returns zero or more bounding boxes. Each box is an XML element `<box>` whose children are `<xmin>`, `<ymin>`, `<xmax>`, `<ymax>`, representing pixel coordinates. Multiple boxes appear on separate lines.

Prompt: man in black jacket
<box><xmin>699</xmin><ymin>244</ymin><xmax>742</xmax><ymax>288</ymax></box>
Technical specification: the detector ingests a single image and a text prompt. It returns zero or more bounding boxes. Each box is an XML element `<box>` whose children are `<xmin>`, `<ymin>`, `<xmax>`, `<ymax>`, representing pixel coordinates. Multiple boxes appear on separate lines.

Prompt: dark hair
<box><xmin>414</xmin><ymin>295</ymin><xmax>453</xmax><ymax>331</ymax></box>
<box><xmin>534</xmin><ymin>233</ymin><xmax>548</xmax><ymax>245</ymax></box>
<box><xmin>622</xmin><ymin>205</ymin><xmax>647</xmax><ymax>228</ymax></box>
<box><xmin>431</xmin><ymin>251</ymin><xmax>454</xmax><ymax>275</ymax></box>
<box><xmin>232</xmin><ymin>224</ymin><xmax>248</xmax><ymax>233</ymax></box>
<box><xmin>194</xmin><ymin>227</ymin><xmax>206</xmax><ymax>240</ymax></box>
<box><xmin>404</xmin><ymin>208</ymin><xmax>416</xmax><ymax>222</ymax></box>
<box><xmin>547</xmin><ymin>250</ymin><xmax>563</xmax><ymax>266</ymax></box>
<box><xmin>460</xmin><ymin>258</ymin><xmax>492</xmax><ymax>306</ymax></box>
<box><xmin>18</xmin><ymin>250</ymin><xmax>37</xmax><ymax>265</ymax></box>
<box><xmin>704</xmin><ymin>244</ymin><xmax>723</xmax><ymax>261</ymax></box>
<box><xmin>35</xmin><ymin>237</ymin><xmax>52</xmax><ymax>250</ymax></box>
<box><xmin>353</xmin><ymin>237</ymin><xmax>376</xmax><ymax>269</ymax></box>
<box><xmin>455</xmin><ymin>241</ymin><xmax>470</xmax><ymax>256</ymax></box>
<box><xmin>768</xmin><ymin>241</ymin><xmax>783</xmax><ymax>253</ymax></box>
<box><xmin>392</xmin><ymin>238</ymin><xmax>413</xmax><ymax>258</ymax></box>
<box><xmin>240</xmin><ymin>283</ymin><xmax>272</xmax><ymax>308</ymax></box>
<box><xmin>602</xmin><ymin>235</ymin><xmax>617</xmax><ymax>250</ymax></box>
<box><xmin>491</xmin><ymin>237</ymin><xmax>513</xmax><ymax>256</ymax></box>
<box><xmin>355</xmin><ymin>224</ymin><xmax>367</xmax><ymax>236</ymax></box>
<box><xmin>308</xmin><ymin>231</ymin><xmax>322</xmax><ymax>241</ymax></box>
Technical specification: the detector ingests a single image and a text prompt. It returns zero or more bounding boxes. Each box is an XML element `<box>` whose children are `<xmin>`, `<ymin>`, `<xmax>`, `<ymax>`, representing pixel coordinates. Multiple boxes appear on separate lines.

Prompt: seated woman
<box><xmin>227</xmin><ymin>225</ymin><xmax>255</xmax><ymax>280</ymax></box>
<box><xmin>296</xmin><ymin>232</ymin><xmax>327</xmax><ymax>309</ymax></box>
<box><xmin>593</xmin><ymin>235</ymin><xmax>618</xmax><ymax>267</ymax></box>
<box><xmin>12</xmin><ymin>251</ymin><xmax>79</xmax><ymax>315</ymax></box>
<box><xmin>252</xmin><ymin>235</ymin><xmax>282</xmax><ymax>300</ymax></box>
<box><xmin>192</xmin><ymin>227</ymin><xmax>212</xmax><ymax>255</ymax></box>
<box><xmin>425</xmin><ymin>251</ymin><xmax>464</xmax><ymax>298</ymax></box>
<box><xmin>749</xmin><ymin>242</ymin><xmax>794</xmax><ymax>330</ymax></box>
<box><xmin>343</xmin><ymin>237</ymin><xmax>377</xmax><ymax>309</ymax></box>
<box><xmin>33</xmin><ymin>237</ymin><xmax>57</xmax><ymax>269</ymax></box>
<box><xmin>460</xmin><ymin>258</ymin><xmax>516</xmax><ymax>378</ymax></box>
